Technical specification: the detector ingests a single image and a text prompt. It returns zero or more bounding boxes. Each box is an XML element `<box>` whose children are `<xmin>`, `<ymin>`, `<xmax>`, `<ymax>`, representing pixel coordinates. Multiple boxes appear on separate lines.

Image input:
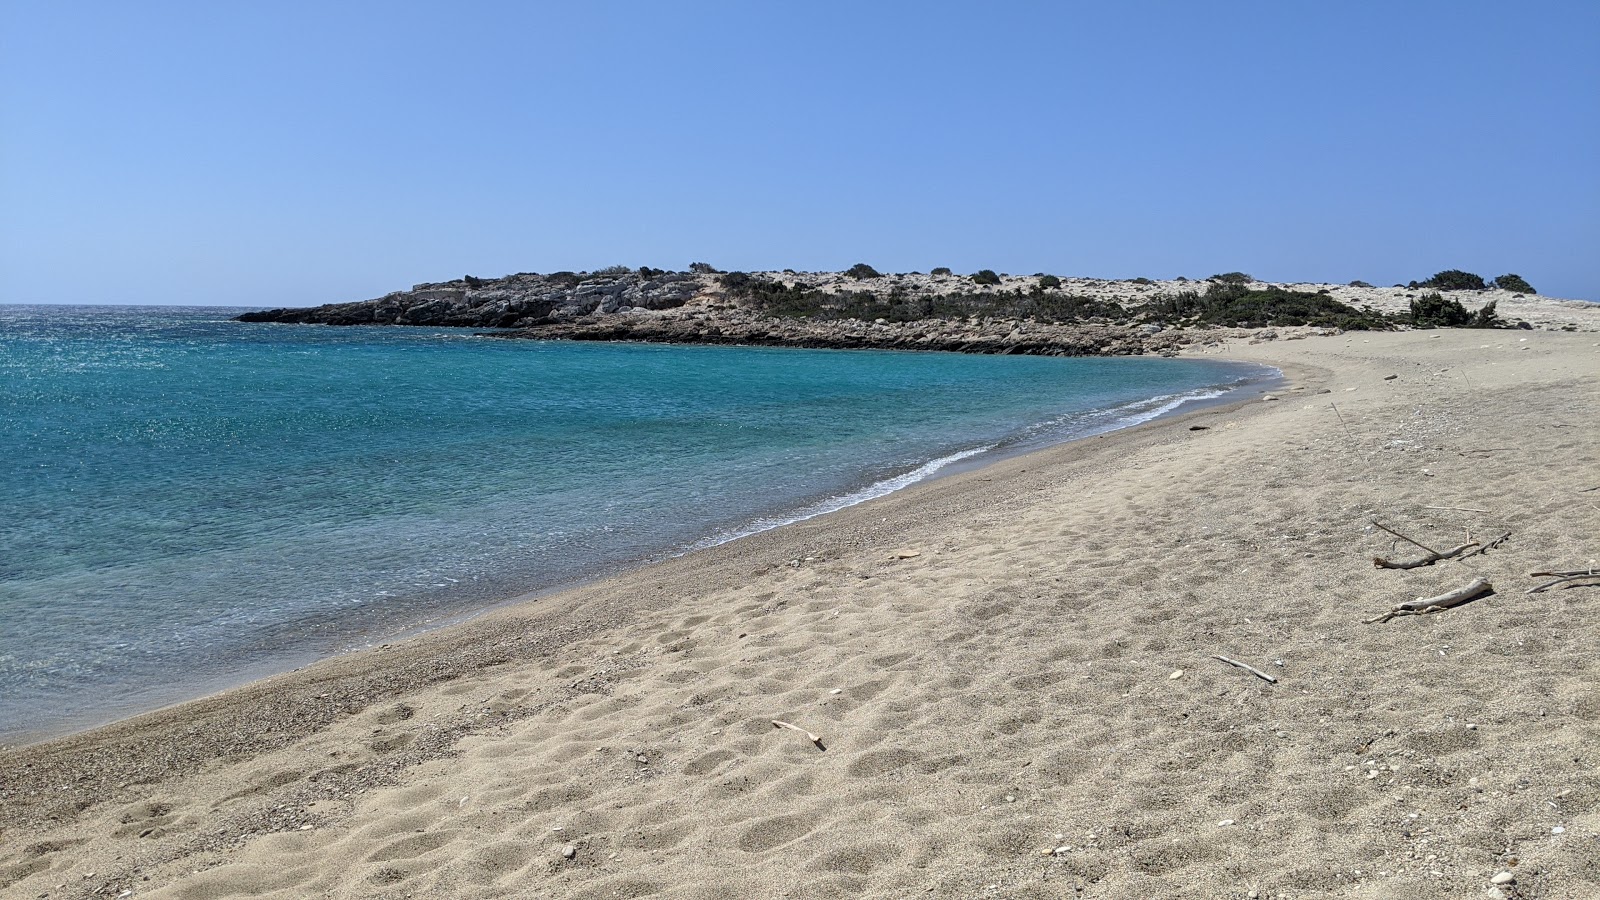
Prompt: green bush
<box><xmin>971</xmin><ymin>269</ymin><xmax>1001</xmax><ymax>286</ymax></box>
<box><xmin>638</xmin><ymin>266</ymin><xmax>661</xmax><ymax>279</ymax></box>
<box><xmin>846</xmin><ymin>263</ymin><xmax>882</xmax><ymax>279</ymax></box>
<box><xmin>1470</xmin><ymin>300</ymin><xmax>1504</xmax><ymax>328</ymax></box>
<box><xmin>1409</xmin><ymin>292</ymin><xmax>1471</xmax><ymax>327</ymax></box>
<box><xmin>930</xmin><ymin>267</ymin><xmax>952</xmax><ymax>276</ymax></box>
<box><xmin>1038</xmin><ymin>275</ymin><xmax>1061</xmax><ymax>289</ymax></box>
<box><xmin>1491</xmin><ymin>273</ymin><xmax>1535</xmax><ymax>294</ymax></box>
<box><xmin>1148</xmin><ymin>283</ymin><xmax>1388</xmax><ymax>330</ymax></box>
<box><xmin>1348</xmin><ymin>280</ymin><xmax>1373</xmax><ymax>288</ymax></box>
<box><xmin>592</xmin><ymin>264</ymin><xmax>633</xmax><ymax>276</ymax></box>
<box><xmin>689</xmin><ymin>262</ymin><xmax>719</xmax><ymax>274</ymax></box>
<box><xmin>1412</xmin><ymin>270</ymin><xmax>1486</xmax><ymax>291</ymax></box>
<box><xmin>463</xmin><ymin>275</ymin><xmax>486</xmax><ymax>288</ymax></box>
<box><xmin>1210</xmin><ymin>272</ymin><xmax>1254</xmax><ymax>284</ymax></box>
<box><xmin>1130</xmin><ymin>277</ymin><xmax>1154</xmax><ymax>285</ymax></box>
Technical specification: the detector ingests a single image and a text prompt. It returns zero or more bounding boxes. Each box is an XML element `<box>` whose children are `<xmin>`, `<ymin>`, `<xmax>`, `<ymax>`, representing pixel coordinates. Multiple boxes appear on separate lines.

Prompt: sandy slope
<box><xmin>2</xmin><ymin>328</ymin><xmax>1598</xmax><ymax>900</ymax></box>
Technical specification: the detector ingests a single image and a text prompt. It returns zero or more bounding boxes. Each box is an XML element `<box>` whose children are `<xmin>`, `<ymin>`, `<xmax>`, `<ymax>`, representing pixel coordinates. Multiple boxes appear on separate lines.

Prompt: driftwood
<box><xmin>771</xmin><ymin>720</ymin><xmax>827</xmax><ymax>751</ymax></box>
<box><xmin>1211</xmin><ymin>655</ymin><xmax>1278</xmax><ymax>683</ymax></box>
<box><xmin>1369</xmin><ymin>520</ymin><xmax>1477</xmax><ymax>568</ymax></box>
<box><xmin>1365</xmin><ymin>577</ymin><xmax>1494</xmax><ymax>624</ymax></box>
<box><xmin>1466</xmin><ymin>532</ymin><xmax>1511</xmax><ymax>557</ymax></box>
<box><xmin>1375</xmin><ymin>541</ymin><xmax>1478</xmax><ymax>569</ymax></box>
<box><xmin>1526</xmin><ymin>569</ymin><xmax>1600</xmax><ymax>594</ymax></box>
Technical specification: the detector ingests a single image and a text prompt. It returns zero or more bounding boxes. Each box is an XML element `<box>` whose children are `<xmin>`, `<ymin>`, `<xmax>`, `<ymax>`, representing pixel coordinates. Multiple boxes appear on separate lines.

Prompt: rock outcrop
<box><xmin>496</xmin><ymin>308</ymin><xmax>1188</xmax><ymax>357</ymax></box>
<box><xmin>235</xmin><ymin>267</ymin><xmax>1600</xmax><ymax>358</ymax></box>
<box><xmin>237</xmin><ymin>272</ymin><xmax>705</xmax><ymax>328</ymax></box>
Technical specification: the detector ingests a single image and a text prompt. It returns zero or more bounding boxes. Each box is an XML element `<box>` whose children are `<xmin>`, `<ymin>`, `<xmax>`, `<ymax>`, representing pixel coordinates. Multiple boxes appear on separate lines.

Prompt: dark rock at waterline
<box><xmin>236</xmin><ymin>272</ymin><xmax>703</xmax><ymax>327</ymax></box>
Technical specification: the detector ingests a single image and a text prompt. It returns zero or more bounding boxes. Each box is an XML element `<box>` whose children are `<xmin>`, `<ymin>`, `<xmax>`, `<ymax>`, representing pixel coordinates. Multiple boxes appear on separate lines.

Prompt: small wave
<box><xmin>685</xmin><ymin>368</ymin><xmax>1274</xmax><ymax>554</ymax></box>
<box><xmin>688</xmin><ymin>444</ymin><xmax>996</xmax><ymax>552</ymax></box>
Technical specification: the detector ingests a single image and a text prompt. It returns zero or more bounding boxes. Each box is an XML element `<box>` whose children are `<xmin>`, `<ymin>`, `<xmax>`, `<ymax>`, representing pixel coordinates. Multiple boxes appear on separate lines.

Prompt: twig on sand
<box><xmin>1369</xmin><ymin>515</ymin><xmax>1478</xmax><ymax>563</ymax></box>
<box><xmin>1526</xmin><ymin>569</ymin><xmax>1600</xmax><ymax>594</ymax></box>
<box><xmin>1365</xmin><ymin>577</ymin><xmax>1494</xmax><ymax>624</ymax></box>
<box><xmin>1369</xmin><ymin>520</ymin><xmax>1445</xmax><ymax>558</ymax></box>
<box><xmin>1211</xmin><ymin>655</ymin><xmax>1278</xmax><ymax>684</ymax></box>
<box><xmin>1465</xmin><ymin>532</ymin><xmax>1511</xmax><ymax>557</ymax></box>
<box><xmin>771</xmin><ymin>720</ymin><xmax>827</xmax><ymax>751</ymax></box>
<box><xmin>1375</xmin><ymin>541</ymin><xmax>1479</xmax><ymax>570</ymax></box>
<box><xmin>1423</xmin><ymin>505</ymin><xmax>1488</xmax><ymax>513</ymax></box>
<box><xmin>1330</xmin><ymin>403</ymin><xmax>1361</xmax><ymax>453</ymax></box>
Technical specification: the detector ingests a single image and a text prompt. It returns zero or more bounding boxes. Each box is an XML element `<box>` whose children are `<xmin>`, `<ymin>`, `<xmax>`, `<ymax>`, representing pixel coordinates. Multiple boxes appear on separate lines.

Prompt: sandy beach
<box><xmin>2</xmin><ymin>327</ymin><xmax>1598</xmax><ymax>900</ymax></box>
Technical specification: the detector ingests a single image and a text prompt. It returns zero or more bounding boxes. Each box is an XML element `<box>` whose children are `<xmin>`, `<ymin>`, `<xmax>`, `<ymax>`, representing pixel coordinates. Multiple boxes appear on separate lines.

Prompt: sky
<box><xmin>2</xmin><ymin>1</ymin><xmax>1597</xmax><ymax>306</ymax></box>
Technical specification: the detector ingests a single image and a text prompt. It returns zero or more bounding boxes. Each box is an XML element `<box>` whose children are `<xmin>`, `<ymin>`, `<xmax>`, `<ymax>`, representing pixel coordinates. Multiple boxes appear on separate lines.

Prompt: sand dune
<box><xmin>2</xmin><ymin>327</ymin><xmax>1598</xmax><ymax>899</ymax></box>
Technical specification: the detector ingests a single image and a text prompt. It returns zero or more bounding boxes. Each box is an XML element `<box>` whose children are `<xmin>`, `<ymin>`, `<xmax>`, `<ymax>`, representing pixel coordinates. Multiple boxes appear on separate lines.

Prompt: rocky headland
<box><xmin>236</xmin><ymin>267</ymin><xmax>1600</xmax><ymax>356</ymax></box>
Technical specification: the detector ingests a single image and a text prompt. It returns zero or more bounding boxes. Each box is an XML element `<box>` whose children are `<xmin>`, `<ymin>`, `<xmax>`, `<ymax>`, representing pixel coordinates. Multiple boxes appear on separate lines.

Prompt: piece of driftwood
<box><xmin>1526</xmin><ymin>569</ymin><xmax>1600</xmax><ymax>594</ymax></box>
<box><xmin>1375</xmin><ymin>541</ymin><xmax>1478</xmax><ymax>569</ymax></box>
<box><xmin>1465</xmin><ymin>532</ymin><xmax>1511</xmax><ymax>557</ymax></box>
<box><xmin>1211</xmin><ymin>654</ymin><xmax>1277</xmax><ymax>683</ymax></box>
<box><xmin>771</xmin><ymin>720</ymin><xmax>827</xmax><ymax>751</ymax></box>
<box><xmin>1370</xmin><ymin>520</ymin><xmax>1441</xmax><ymax>556</ymax></box>
<box><xmin>1365</xmin><ymin>577</ymin><xmax>1494</xmax><ymax>623</ymax></box>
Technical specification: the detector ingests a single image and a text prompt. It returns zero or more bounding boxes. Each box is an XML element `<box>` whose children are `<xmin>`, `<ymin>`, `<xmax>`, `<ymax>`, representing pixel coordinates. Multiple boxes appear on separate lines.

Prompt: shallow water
<box><xmin>0</xmin><ymin>305</ymin><xmax>1270</xmax><ymax>739</ymax></box>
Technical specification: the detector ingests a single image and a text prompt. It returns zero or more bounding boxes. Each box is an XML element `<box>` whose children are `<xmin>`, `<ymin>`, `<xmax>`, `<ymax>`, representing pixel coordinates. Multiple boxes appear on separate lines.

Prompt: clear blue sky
<box><xmin>3</xmin><ymin>1</ymin><xmax>1597</xmax><ymax>305</ymax></box>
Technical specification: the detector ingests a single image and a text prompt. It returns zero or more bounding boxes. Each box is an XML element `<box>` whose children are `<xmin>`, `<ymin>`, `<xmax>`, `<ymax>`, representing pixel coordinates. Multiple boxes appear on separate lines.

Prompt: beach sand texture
<box><xmin>2</xmin><ymin>328</ymin><xmax>1598</xmax><ymax>899</ymax></box>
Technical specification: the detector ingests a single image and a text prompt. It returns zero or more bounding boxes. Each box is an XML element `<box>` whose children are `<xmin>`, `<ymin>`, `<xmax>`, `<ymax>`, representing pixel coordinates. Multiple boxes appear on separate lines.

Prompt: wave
<box><xmin>686</xmin><ymin>368</ymin><xmax>1275</xmax><ymax>554</ymax></box>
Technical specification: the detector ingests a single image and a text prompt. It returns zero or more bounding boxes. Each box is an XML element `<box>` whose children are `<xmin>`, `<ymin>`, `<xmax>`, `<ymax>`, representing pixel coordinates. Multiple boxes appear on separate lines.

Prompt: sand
<box><xmin>2</xmin><ymin>327</ymin><xmax>1598</xmax><ymax>900</ymax></box>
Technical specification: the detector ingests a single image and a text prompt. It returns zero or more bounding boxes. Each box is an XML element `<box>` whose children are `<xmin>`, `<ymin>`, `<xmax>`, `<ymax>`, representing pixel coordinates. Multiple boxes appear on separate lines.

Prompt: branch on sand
<box><xmin>771</xmin><ymin>720</ymin><xmax>827</xmax><ymax>751</ymax></box>
<box><xmin>1211</xmin><ymin>655</ymin><xmax>1277</xmax><ymax>683</ymax></box>
<box><xmin>1526</xmin><ymin>569</ymin><xmax>1600</xmax><ymax>594</ymax></box>
<box><xmin>1369</xmin><ymin>521</ymin><xmax>1481</xmax><ymax>568</ymax></box>
<box><xmin>1365</xmin><ymin>577</ymin><xmax>1494</xmax><ymax>624</ymax></box>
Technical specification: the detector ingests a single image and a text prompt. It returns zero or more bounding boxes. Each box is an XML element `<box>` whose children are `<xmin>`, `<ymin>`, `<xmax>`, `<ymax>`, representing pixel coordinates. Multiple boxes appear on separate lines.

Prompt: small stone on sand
<box><xmin>1491</xmin><ymin>872</ymin><xmax>1515</xmax><ymax>885</ymax></box>
<box><xmin>1168</xmin><ymin>670</ymin><xmax>1183</xmax><ymax>679</ymax></box>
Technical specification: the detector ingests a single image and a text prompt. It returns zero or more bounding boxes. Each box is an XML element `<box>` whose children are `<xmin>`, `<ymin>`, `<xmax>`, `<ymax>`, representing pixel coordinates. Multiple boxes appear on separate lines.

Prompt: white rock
<box><xmin>1491</xmin><ymin>872</ymin><xmax>1515</xmax><ymax>884</ymax></box>
<box><xmin>1169</xmin><ymin>670</ymin><xmax>1184</xmax><ymax>679</ymax></box>
<box><xmin>561</xmin><ymin>843</ymin><xmax>577</xmax><ymax>859</ymax></box>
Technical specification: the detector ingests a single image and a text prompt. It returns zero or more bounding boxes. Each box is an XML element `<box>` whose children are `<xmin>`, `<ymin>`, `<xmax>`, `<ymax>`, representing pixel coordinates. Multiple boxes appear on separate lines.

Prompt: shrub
<box><xmin>717</xmin><ymin>272</ymin><xmax>755</xmax><ymax>292</ymax></box>
<box><xmin>689</xmin><ymin>262</ymin><xmax>719</xmax><ymax>274</ymax></box>
<box><xmin>1348</xmin><ymin>280</ymin><xmax>1373</xmax><ymax>288</ymax></box>
<box><xmin>971</xmin><ymin>269</ymin><xmax>1001</xmax><ymax>286</ymax></box>
<box><xmin>930</xmin><ymin>267</ymin><xmax>953</xmax><ymax>276</ymax></box>
<box><xmin>1412</xmin><ymin>270</ymin><xmax>1486</xmax><ymax>291</ymax></box>
<box><xmin>638</xmin><ymin>266</ymin><xmax>660</xmax><ymax>279</ymax></box>
<box><xmin>592</xmin><ymin>264</ymin><xmax>633</xmax><ymax>276</ymax></box>
<box><xmin>1210</xmin><ymin>272</ymin><xmax>1254</xmax><ymax>285</ymax></box>
<box><xmin>1130</xmin><ymin>277</ymin><xmax>1154</xmax><ymax>286</ymax></box>
<box><xmin>1409</xmin><ymin>292</ymin><xmax>1471</xmax><ymax>327</ymax></box>
<box><xmin>1038</xmin><ymin>275</ymin><xmax>1061</xmax><ymax>289</ymax></box>
<box><xmin>845</xmin><ymin>263</ymin><xmax>882</xmax><ymax>279</ymax></box>
<box><xmin>546</xmin><ymin>271</ymin><xmax>582</xmax><ymax>287</ymax></box>
<box><xmin>1470</xmin><ymin>300</ymin><xmax>1503</xmax><ymax>328</ymax></box>
<box><xmin>1491</xmin><ymin>273</ymin><xmax>1535</xmax><ymax>294</ymax></box>
<box><xmin>463</xmin><ymin>275</ymin><xmax>486</xmax><ymax>288</ymax></box>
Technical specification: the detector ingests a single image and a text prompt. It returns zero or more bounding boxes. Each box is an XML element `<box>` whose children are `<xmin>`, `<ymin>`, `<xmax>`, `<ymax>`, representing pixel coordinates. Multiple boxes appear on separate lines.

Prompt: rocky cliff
<box><xmin>236</xmin><ymin>271</ymin><xmax>706</xmax><ymax>328</ymax></box>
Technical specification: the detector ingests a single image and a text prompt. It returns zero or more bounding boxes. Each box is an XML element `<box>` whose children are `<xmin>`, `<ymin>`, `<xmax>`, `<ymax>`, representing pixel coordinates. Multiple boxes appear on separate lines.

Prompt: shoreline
<box><xmin>3</xmin><ymin>328</ymin><xmax>1597</xmax><ymax>899</ymax></box>
<box><xmin>1</xmin><ymin>356</ymin><xmax>1279</xmax><ymax>749</ymax></box>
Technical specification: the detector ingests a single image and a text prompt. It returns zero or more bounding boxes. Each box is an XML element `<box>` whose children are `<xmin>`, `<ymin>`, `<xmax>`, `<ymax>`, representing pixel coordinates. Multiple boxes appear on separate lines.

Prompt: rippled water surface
<box><xmin>0</xmin><ymin>305</ymin><xmax>1270</xmax><ymax>739</ymax></box>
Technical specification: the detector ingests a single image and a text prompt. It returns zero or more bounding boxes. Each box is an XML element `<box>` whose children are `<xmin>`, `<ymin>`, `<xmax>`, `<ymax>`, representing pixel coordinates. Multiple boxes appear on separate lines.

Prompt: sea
<box><xmin>0</xmin><ymin>305</ymin><xmax>1274</xmax><ymax>742</ymax></box>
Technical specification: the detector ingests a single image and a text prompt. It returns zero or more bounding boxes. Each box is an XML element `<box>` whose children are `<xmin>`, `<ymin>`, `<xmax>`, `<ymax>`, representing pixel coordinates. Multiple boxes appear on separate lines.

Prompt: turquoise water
<box><xmin>0</xmin><ymin>305</ymin><xmax>1270</xmax><ymax>740</ymax></box>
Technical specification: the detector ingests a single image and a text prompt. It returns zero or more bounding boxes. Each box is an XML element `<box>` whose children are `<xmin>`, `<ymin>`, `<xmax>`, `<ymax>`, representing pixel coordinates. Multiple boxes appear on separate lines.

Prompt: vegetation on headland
<box><xmin>239</xmin><ymin>263</ymin><xmax>1539</xmax><ymax>335</ymax></box>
